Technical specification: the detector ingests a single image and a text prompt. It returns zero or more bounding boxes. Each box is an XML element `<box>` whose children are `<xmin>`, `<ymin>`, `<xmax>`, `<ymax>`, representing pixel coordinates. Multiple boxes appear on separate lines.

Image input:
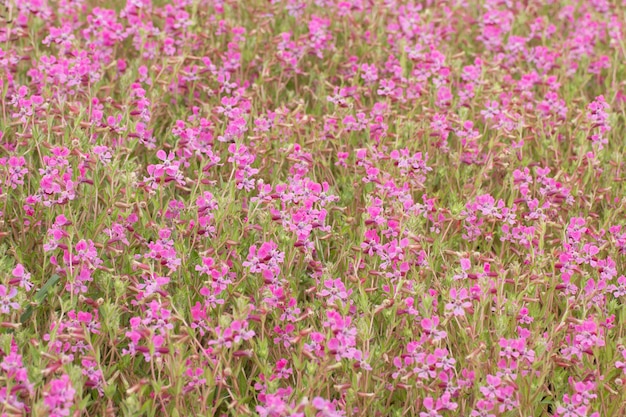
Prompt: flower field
<box><xmin>1</xmin><ymin>0</ymin><xmax>626</xmax><ymax>415</ymax></box>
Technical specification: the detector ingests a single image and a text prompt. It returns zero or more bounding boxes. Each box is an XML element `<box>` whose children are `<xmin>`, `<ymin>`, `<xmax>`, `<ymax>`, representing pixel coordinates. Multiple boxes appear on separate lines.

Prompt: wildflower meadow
<box><xmin>1</xmin><ymin>0</ymin><xmax>626</xmax><ymax>415</ymax></box>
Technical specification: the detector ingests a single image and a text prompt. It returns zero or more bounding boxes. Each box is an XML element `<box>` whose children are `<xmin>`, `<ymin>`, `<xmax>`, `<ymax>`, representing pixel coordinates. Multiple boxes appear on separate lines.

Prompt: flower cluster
<box><xmin>1</xmin><ymin>0</ymin><xmax>625</xmax><ymax>415</ymax></box>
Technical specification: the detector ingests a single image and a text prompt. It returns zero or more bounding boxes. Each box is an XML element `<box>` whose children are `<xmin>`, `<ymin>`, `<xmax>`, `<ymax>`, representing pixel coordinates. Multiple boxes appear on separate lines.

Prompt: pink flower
<box><xmin>445</xmin><ymin>288</ymin><xmax>472</xmax><ymax>317</ymax></box>
<box><xmin>43</xmin><ymin>374</ymin><xmax>75</xmax><ymax>417</ymax></box>
<box><xmin>0</xmin><ymin>285</ymin><xmax>19</xmax><ymax>314</ymax></box>
<box><xmin>11</xmin><ymin>264</ymin><xmax>33</xmax><ymax>291</ymax></box>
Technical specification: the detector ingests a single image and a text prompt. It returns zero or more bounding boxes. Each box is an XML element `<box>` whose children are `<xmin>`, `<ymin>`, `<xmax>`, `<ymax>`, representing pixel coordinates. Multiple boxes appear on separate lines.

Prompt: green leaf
<box><xmin>20</xmin><ymin>274</ymin><xmax>60</xmax><ymax>324</ymax></box>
